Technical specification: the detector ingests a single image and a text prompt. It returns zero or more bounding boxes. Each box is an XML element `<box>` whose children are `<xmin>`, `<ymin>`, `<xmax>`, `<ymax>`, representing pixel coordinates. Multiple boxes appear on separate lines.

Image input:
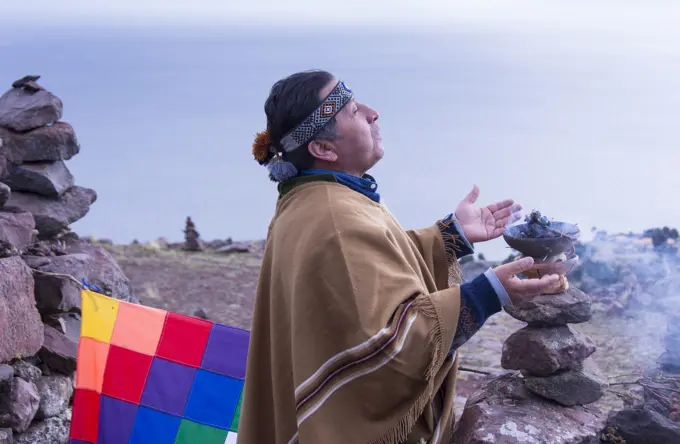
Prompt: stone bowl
<box><xmin>526</xmin><ymin>255</ymin><xmax>580</xmax><ymax>278</ymax></box>
<box><xmin>503</xmin><ymin>221</ymin><xmax>581</xmax><ymax>258</ymax></box>
<box><xmin>520</xmin><ymin>253</ymin><xmax>580</xmax><ymax>294</ymax></box>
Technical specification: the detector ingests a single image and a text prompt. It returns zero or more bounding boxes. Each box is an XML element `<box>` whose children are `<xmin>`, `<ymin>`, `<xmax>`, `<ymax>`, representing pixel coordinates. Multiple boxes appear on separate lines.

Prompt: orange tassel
<box><xmin>252</xmin><ymin>129</ymin><xmax>273</xmax><ymax>163</ymax></box>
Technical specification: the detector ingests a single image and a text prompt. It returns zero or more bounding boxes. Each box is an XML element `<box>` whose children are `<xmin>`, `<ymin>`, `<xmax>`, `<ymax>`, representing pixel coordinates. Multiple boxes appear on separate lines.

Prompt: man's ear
<box><xmin>308</xmin><ymin>140</ymin><xmax>337</xmax><ymax>162</ymax></box>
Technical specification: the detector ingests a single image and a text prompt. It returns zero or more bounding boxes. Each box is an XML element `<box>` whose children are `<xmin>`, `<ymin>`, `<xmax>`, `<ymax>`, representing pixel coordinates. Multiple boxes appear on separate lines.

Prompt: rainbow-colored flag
<box><xmin>68</xmin><ymin>288</ymin><xmax>249</xmax><ymax>443</ymax></box>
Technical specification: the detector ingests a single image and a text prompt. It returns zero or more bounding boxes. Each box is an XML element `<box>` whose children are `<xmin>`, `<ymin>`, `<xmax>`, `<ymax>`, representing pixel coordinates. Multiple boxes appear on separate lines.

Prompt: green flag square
<box><xmin>175</xmin><ymin>419</ymin><xmax>228</xmax><ymax>444</ymax></box>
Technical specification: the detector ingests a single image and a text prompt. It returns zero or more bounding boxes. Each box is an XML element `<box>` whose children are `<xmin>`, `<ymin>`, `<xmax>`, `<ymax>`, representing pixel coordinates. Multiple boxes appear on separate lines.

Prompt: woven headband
<box><xmin>279</xmin><ymin>81</ymin><xmax>353</xmax><ymax>153</ymax></box>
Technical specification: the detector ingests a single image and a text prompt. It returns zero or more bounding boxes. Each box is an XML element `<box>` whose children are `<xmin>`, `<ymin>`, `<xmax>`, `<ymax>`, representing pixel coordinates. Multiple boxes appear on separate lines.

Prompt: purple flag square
<box><xmin>201</xmin><ymin>324</ymin><xmax>249</xmax><ymax>379</ymax></box>
<box><xmin>140</xmin><ymin>357</ymin><xmax>196</xmax><ymax>416</ymax></box>
<box><xmin>97</xmin><ymin>395</ymin><xmax>138</xmax><ymax>443</ymax></box>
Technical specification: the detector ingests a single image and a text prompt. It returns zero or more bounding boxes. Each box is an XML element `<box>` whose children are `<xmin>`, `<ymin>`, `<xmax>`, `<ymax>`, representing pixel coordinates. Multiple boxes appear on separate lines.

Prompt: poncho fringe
<box><xmin>368</xmin><ymin>295</ymin><xmax>447</xmax><ymax>444</ymax></box>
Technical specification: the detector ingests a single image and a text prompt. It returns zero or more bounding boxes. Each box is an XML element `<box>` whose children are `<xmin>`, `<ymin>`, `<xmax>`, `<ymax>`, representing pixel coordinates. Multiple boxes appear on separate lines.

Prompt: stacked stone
<box><xmin>0</xmin><ymin>76</ymin><xmax>134</xmax><ymax>443</ymax></box>
<box><xmin>0</xmin><ymin>75</ymin><xmax>96</xmax><ymax>240</ymax></box>
<box><xmin>182</xmin><ymin>216</ymin><xmax>203</xmax><ymax>252</ymax></box>
<box><xmin>657</xmin><ymin>315</ymin><xmax>680</xmax><ymax>374</ymax></box>
<box><xmin>500</xmin><ymin>287</ymin><xmax>609</xmax><ymax>406</ymax></box>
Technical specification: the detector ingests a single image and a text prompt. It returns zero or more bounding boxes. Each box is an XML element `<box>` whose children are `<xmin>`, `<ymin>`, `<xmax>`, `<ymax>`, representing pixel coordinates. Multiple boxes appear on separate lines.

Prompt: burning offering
<box><xmin>517</xmin><ymin>211</ymin><xmax>575</xmax><ymax>239</ymax></box>
<box><xmin>503</xmin><ymin>210</ymin><xmax>581</xmax><ymax>294</ymax></box>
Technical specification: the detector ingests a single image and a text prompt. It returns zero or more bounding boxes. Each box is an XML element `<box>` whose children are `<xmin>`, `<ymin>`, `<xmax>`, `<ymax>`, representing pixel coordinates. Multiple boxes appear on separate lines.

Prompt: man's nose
<box><xmin>365</xmin><ymin>105</ymin><xmax>379</xmax><ymax>123</ymax></box>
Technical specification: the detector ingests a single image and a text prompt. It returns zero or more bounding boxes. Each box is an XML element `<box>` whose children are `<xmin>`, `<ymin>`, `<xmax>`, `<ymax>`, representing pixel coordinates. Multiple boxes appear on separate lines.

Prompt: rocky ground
<box><xmin>2</xmin><ymin>75</ymin><xmax>680</xmax><ymax>443</ymax></box>
<box><xmin>101</xmin><ymin>239</ymin><xmax>264</xmax><ymax>331</ymax></box>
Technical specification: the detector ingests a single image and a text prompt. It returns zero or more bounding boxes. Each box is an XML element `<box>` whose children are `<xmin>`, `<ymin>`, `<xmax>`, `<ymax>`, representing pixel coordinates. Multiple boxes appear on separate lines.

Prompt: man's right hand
<box><xmin>493</xmin><ymin>257</ymin><xmax>560</xmax><ymax>305</ymax></box>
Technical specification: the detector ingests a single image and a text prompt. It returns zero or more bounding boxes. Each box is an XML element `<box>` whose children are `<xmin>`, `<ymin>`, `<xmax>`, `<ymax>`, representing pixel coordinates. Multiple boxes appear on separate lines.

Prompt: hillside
<box><xmin>100</xmin><ymin>229</ymin><xmax>679</xmax><ymax>423</ymax></box>
<box><xmin>101</xmin><ymin>240</ymin><xmax>265</xmax><ymax>331</ymax></box>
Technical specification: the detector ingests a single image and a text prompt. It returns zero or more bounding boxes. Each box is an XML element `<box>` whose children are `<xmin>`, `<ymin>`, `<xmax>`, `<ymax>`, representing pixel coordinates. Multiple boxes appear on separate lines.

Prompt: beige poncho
<box><xmin>238</xmin><ymin>178</ymin><xmax>463</xmax><ymax>444</ymax></box>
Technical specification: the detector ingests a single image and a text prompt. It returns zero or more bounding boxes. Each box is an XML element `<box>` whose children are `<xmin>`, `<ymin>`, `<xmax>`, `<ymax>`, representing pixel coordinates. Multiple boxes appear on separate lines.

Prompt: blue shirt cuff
<box><xmin>440</xmin><ymin>213</ymin><xmax>474</xmax><ymax>258</ymax></box>
<box><xmin>484</xmin><ymin>267</ymin><xmax>511</xmax><ymax>307</ymax></box>
<box><xmin>452</xmin><ymin>219</ymin><xmax>474</xmax><ymax>255</ymax></box>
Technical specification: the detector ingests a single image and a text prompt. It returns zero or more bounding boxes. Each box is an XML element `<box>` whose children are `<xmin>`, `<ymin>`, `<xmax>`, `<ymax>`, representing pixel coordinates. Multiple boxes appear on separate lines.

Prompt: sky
<box><xmin>0</xmin><ymin>0</ymin><xmax>679</xmax><ymax>259</ymax></box>
<box><xmin>2</xmin><ymin>0</ymin><xmax>679</xmax><ymax>32</ymax></box>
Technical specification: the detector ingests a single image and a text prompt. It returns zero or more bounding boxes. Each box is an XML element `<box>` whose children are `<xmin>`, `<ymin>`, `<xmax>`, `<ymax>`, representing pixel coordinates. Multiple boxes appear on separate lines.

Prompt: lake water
<box><xmin>1</xmin><ymin>23</ymin><xmax>678</xmax><ymax>259</ymax></box>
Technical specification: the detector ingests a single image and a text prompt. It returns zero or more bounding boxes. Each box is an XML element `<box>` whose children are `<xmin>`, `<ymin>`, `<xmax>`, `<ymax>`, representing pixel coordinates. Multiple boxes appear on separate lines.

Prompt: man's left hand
<box><xmin>455</xmin><ymin>184</ymin><xmax>521</xmax><ymax>244</ymax></box>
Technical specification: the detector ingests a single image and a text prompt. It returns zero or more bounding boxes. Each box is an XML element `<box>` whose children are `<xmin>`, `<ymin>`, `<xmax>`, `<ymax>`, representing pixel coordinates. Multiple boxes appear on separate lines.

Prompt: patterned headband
<box><xmin>279</xmin><ymin>81</ymin><xmax>353</xmax><ymax>153</ymax></box>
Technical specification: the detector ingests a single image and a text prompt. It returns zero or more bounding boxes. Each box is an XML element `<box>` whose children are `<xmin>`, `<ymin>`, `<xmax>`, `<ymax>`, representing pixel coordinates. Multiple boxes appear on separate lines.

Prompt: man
<box><xmin>239</xmin><ymin>70</ymin><xmax>559</xmax><ymax>444</ymax></box>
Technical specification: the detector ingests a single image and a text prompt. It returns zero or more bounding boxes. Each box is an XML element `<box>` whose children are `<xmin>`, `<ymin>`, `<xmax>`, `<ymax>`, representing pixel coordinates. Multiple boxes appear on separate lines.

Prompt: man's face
<box><xmin>310</xmin><ymin>79</ymin><xmax>383</xmax><ymax>176</ymax></box>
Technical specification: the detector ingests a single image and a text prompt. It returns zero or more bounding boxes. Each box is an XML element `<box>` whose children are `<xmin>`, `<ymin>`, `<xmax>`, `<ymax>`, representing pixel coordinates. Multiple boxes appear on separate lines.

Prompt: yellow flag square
<box><xmin>80</xmin><ymin>289</ymin><xmax>120</xmax><ymax>343</ymax></box>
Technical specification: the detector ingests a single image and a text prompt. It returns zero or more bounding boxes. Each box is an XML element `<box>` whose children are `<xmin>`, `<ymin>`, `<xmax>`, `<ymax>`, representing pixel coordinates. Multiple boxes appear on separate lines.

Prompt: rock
<box><xmin>13</xmin><ymin>409</ymin><xmax>70</xmax><ymax>444</ymax></box>
<box><xmin>192</xmin><ymin>307</ymin><xmax>209</xmax><ymax>320</ymax></box>
<box><xmin>21</xmin><ymin>255</ymin><xmax>50</xmax><ymax>268</ymax></box>
<box><xmin>43</xmin><ymin>313</ymin><xmax>80</xmax><ymax>346</ymax></box>
<box><xmin>37</xmin><ymin>325</ymin><xmax>76</xmax><ymax>375</ymax></box>
<box><xmin>0</xmin><ymin>378</ymin><xmax>40</xmax><ymax>433</ymax></box>
<box><xmin>522</xmin><ymin>358</ymin><xmax>608</xmax><ymax>406</ymax></box>
<box><xmin>0</xmin><ymin>212</ymin><xmax>35</xmax><ymax>251</ymax></box>
<box><xmin>183</xmin><ymin>216</ymin><xmax>203</xmax><ymax>251</ymax></box>
<box><xmin>668</xmin><ymin>318</ymin><xmax>680</xmax><ymax>336</ymax></box>
<box><xmin>0</xmin><ymin>183</ymin><xmax>8</xmax><ymax>208</ymax></box>
<box><xmin>657</xmin><ymin>352</ymin><xmax>680</xmax><ymax>373</ymax></box>
<box><xmin>33</xmin><ymin>253</ymin><xmax>90</xmax><ymax>313</ymax></box>
<box><xmin>573</xmin><ymin>258</ymin><xmax>620</xmax><ymax>286</ymax></box>
<box><xmin>64</xmin><ymin>240</ymin><xmax>133</xmax><ymax>302</ymax></box>
<box><xmin>0</xmin><ymin>122</ymin><xmax>79</xmax><ymax>164</ymax></box>
<box><xmin>453</xmin><ymin>373</ymin><xmax>607</xmax><ymax>444</ymax></box>
<box><xmin>665</xmin><ymin>334</ymin><xmax>680</xmax><ymax>354</ymax></box>
<box><xmin>11</xmin><ymin>76</ymin><xmax>42</xmax><ymax>90</ymax></box>
<box><xmin>4</xmin><ymin>161</ymin><xmax>74</xmax><ymax>198</ymax></box>
<box><xmin>0</xmin><ymin>257</ymin><xmax>44</xmax><ymax>362</ymax></box>
<box><xmin>0</xmin><ymin>428</ymin><xmax>11</xmax><ymax>444</ymax></box>
<box><xmin>0</xmin><ymin>85</ymin><xmax>62</xmax><ymax>132</ymax></box>
<box><xmin>501</xmin><ymin>325</ymin><xmax>596</xmax><ymax>376</ymax></box>
<box><xmin>215</xmin><ymin>243</ymin><xmax>250</xmax><ymax>254</ymax></box>
<box><xmin>0</xmin><ymin>240</ymin><xmax>19</xmax><ymax>259</ymax></box>
<box><xmin>0</xmin><ymin>140</ymin><xmax>6</xmax><ymax>179</ymax></box>
<box><xmin>10</xmin><ymin>361</ymin><xmax>41</xmax><ymax>384</ymax></box>
<box><xmin>23</xmin><ymin>240</ymin><xmax>66</xmax><ymax>258</ymax></box>
<box><xmin>605</xmin><ymin>401</ymin><xmax>680</xmax><ymax>444</ymax></box>
<box><xmin>3</xmin><ymin>186</ymin><xmax>96</xmax><ymax>239</ymax></box>
<box><xmin>34</xmin><ymin>375</ymin><xmax>73</xmax><ymax>419</ymax></box>
<box><xmin>504</xmin><ymin>288</ymin><xmax>593</xmax><ymax>326</ymax></box>
<box><xmin>0</xmin><ymin>365</ymin><xmax>14</xmax><ymax>388</ymax></box>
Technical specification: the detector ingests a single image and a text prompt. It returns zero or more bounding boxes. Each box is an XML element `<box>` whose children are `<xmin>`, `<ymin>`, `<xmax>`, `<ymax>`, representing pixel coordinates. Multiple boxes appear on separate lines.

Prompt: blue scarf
<box><xmin>299</xmin><ymin>169</ymin><xmax>380</xmax><ymax>203</ymax></box>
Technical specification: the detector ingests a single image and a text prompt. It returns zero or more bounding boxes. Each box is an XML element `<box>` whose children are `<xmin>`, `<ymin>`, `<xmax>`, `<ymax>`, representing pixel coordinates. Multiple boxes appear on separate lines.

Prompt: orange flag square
<box><xmin>110</xmin><ymin>302</ymin><xmax>168</xmax><ymax>356</ymax></box>
<box><xmin>75</xmin><ymin>337</ymin><xmax>110</xmax><ymax>393</ymax></box>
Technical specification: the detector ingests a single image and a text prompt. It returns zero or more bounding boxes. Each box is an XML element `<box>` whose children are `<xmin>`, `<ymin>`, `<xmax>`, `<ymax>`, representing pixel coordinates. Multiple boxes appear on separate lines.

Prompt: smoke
<box><xmin>568</xmin><ymin>229</ymin><xmax>680</xmax><ymax>381</ymax></box>
<box><xmin>480</xmin><ymin>218</ymin><xmax>680</xmax><ymax>388</ymax></box>
<box><xmin>505</xmin><ymin>206</ymin><xmax>525</xmax><ymax>229</ymax></box>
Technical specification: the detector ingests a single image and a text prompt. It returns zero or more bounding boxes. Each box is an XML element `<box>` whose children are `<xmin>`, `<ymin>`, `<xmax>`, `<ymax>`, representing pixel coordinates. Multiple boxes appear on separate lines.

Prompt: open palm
<box><xmin>455</xmin><ymin>185</ymin><xmax>520</xmax><ymax>244</ymax></box>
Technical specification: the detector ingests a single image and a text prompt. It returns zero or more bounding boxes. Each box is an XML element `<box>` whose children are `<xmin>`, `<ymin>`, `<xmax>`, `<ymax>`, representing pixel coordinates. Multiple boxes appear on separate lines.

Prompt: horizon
<box><xmin>1</xmin><ymin>2</ymin><xmax>679</xmax><ymax>259</ymax></box>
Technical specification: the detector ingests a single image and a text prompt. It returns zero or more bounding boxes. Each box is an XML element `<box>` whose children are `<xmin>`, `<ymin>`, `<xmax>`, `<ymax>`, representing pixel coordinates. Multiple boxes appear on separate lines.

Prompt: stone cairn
<box><xmin>182</xmin><ymin>216</ymin><xmax>203</xmax><ymax>252</ymax></box>
<box><xmin>454</xmin><ymin>286</ymin><xmax>612</xmax><ymax>444</ymax></box>
<box><xmin>0</xmin><ymin>75</ymin><xmax>133</xmax><ymax>443</ymax></box>
<box><xmin>501</xmin><ymin>287</ymin><xmax>608</xmax><ymax>406</ymax></box>
<box><xmin>454</xmin><ymin>217</ymin><xmax>615</xmax><ymax>444</ymax></box>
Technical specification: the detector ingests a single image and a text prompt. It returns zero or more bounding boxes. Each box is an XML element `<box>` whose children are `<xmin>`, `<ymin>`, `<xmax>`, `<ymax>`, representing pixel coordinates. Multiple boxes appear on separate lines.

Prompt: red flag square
<box><xmin>101</xmin><ymin>344</ymin><xmax>154</xmax><ymax>404</ymax></box>
<box><xmin>69</xmin><ymin>389</ymin><xmax>100</xmax><ymax>442</ymax></box>
<box><xmin>156</xmin><ymin>313</ymin><xmax>213</xmax><ymax>367</ymax></box>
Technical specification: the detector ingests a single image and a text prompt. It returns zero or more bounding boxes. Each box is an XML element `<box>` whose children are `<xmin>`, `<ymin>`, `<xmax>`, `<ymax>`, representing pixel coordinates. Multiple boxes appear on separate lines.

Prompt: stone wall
<box><xmin>0</xmin><ymin>76</ymin><xmax>134</xmax><ymax>443</ymax></box>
